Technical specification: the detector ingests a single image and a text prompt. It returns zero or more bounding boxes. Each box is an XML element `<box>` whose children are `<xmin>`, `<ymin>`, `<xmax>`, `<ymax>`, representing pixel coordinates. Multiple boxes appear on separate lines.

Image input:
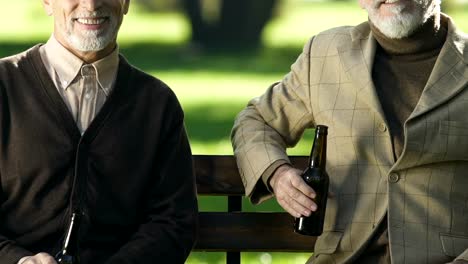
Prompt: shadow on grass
<box><xmin>0</xmin><ymin>41</ymin><xmax>302</xmax><ymax>75</ymax></box>
<box><xmin>0</xmin><ymin>42</ymin><xmax>38</xmax><ymax>59</ymax></box>
<box><xmin>184</xmin><ymin>102</ymin><xmax>245</xmax><ymax>143</ymax></box>
<box><xmin>120</xmin><ymin>42</ymin><xmax>302</xmax><ymax>75</ymax></box>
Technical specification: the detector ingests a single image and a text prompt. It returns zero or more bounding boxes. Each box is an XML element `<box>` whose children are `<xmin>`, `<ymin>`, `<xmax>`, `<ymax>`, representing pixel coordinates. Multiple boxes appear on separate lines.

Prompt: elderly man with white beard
<box><xmin>231</xmin><ymin>0</ymin><xmax>468</xmax><ymax>263</ymax></box>
<box><xmin>0</xmin><ymin>0</ymin><xmax>198</xmax><ymax>263</ymax></box>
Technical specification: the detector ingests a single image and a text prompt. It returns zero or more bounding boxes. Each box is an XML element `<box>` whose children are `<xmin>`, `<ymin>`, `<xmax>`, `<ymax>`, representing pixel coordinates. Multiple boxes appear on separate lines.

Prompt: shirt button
<box><xmin>388</xmin><ymin>172</ymin><xmax>400</xmax><ymax>183</ymax></box>
<box><xmin>378</xmin><ymin>123</ymin><xmax>387</xmax><ymax>132</ymax></box>
<box><xmin>85</xmin><ymin>93</ymin><xmax>92</xmax><ymax>99</ymax></box>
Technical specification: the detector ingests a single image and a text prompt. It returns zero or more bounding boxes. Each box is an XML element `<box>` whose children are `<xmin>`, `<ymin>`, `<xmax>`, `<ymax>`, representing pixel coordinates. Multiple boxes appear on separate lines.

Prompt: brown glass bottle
<box><xmin>294</xmin><ymin>125</ymin><xmax>329</xmax><ymax>236</ymax></box>
<box><xmin>56</xmin><ymin>212</ymin><xmax>81</xmax><ymax>264</ymax></box>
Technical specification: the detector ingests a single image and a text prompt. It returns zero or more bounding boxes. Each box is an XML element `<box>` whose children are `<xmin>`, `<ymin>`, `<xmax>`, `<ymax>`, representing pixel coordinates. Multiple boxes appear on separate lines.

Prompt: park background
<box><xmin>1</xmin><ymin>0</ymin><xmax>467</xmax><ymax>263</ymax></box>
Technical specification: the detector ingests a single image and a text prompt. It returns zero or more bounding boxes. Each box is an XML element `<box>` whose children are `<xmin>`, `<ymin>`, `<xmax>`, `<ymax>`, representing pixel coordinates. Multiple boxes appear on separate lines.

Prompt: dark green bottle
<box><xmin>294</xmin><ymin>125</ymin><xmax>329</xmax><ymax>236</ymax></box>
<box><xmin>56</xmin><ymin>212</ymin><xmax>81</xmax><ymax>264</ymax></box>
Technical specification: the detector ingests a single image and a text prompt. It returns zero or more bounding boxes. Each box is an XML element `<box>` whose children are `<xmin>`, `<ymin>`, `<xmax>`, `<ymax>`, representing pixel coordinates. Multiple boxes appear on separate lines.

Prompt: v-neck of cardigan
<box><xmin>27</xmin><ymin>44</ymin><xmax>132</xmax><ymax>143</ymax></box>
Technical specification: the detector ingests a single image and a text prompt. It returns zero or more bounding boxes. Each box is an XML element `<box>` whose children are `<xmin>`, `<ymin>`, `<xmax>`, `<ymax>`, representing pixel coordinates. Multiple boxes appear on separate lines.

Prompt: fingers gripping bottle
<box><xmin>294</xmin><ymin>125</ymin><xmax>329</xmax><ymax>236</ymax></box>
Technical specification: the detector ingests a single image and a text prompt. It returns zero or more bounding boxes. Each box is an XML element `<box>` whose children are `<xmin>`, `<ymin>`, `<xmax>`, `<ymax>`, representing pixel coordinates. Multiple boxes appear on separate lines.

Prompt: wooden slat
<box><xmin>195</xmin><ymin>212</ymin><xmax>316</xmax><ymax>252</ymax></box>
<box><xmin>194</xmin><ymin>155</ymin><xmax>243</xmax><ymax>195</ymax></box>
<box><xmin>194</xmin><ymin>155</ymin><xmax>309</xmax><ymax>195</ymax></box>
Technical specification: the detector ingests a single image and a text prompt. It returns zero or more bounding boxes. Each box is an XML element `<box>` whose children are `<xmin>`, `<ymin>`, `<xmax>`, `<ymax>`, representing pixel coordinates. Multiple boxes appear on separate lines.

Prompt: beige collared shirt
<box><xmin>39</xmin><ymin>36</ymin><xmax>119</xmax><ymax>134</ymax></box>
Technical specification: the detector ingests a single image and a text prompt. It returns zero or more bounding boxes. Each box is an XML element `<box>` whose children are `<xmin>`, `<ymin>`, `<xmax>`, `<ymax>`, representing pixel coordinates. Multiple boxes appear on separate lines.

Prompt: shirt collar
<box><xmin>42</xmin><ymin>35</ymin><xmax>119</xmax><ymax>95</ymax></box>
<box><xmin>92</xmin><ymin>47</ymin><xmax>119</xmax><ymax>96</ymax></box>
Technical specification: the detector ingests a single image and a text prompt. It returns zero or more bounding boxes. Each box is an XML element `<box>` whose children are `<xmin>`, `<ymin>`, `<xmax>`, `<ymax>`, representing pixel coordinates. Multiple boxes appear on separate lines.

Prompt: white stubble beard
<box><xmin>364</xmin><ymin>0</ymin><xmax>440</xmax><ymax>39</ymax></box>
<box><xmin>66</xmin><ymin>10</ymin><xmax>120</xmax><ymax>52</ymax></box>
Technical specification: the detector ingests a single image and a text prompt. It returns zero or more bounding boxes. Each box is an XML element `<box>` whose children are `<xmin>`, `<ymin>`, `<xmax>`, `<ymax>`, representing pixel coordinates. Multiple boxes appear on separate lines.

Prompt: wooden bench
<box><xmin>193</xmin><ymin>155</ymin><xmax>316</xmax><ymax>264</ymax></box>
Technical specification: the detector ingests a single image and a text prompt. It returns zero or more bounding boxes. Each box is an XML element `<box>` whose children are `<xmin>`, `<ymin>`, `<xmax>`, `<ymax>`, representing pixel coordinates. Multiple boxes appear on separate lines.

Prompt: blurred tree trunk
<box><xmin>182</xmin><ymin>0</ymin><xmax>279</xmax><ymax>50</ymax></box>
<box><xmin>181</xmin><ymin>0</ymin><xmax>206</xmax><ymax>44</ymax></box>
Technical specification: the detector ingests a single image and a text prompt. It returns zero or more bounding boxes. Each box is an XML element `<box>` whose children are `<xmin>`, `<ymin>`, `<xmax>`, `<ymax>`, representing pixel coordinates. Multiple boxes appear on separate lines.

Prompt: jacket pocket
<box><xmin>439</xmin><ymin>121</ymin><xmax>468</xmax><ymax>136</ymax></box>
<box><xmin>314</xmin><ymin>231</ymin><xmax>344</xmax><ymax>256</ymax></box>
<box><xmin>439</xmin><ymin>121</ymin><xmax>468</xmax><ymax>160</ymax></box>
<box><xmin>440</xmin><ymin>233</ymin><xmax>468</xmax><ymax>257</ymax></box>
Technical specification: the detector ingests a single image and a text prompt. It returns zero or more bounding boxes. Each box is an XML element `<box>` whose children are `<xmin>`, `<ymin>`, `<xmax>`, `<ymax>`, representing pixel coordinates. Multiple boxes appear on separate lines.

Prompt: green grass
<box><xmin>1</xmin><ymin>1</ymin><xmax>467</xmax><ymax>263</ymax></box>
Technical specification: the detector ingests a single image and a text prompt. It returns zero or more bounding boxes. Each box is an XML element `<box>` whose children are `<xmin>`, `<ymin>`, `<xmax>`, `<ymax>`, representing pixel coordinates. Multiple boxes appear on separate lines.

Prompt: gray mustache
<box><xmin>73</xmin><ymin>10</ymin><xmax>111</xmax><ymax>18</ymax></box>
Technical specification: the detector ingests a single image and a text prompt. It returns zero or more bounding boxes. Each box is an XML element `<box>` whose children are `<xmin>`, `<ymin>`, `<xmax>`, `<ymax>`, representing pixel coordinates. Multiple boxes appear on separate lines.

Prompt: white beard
<box><xmin>65</xmin><ymin>10</ymin><xmax>120</xmax><ymax>52</ymax></box>
<box><xmin>369</xmin><ymin>8</ymin><xmax>423</xmax><ymax>38</ymax></box>
<box><xmin>68</xmin><ymin>27</ymin><xmax>116</xmax><ymax>52</ymax></box>
<box><xmin>364</xmin><ymin>0</ymin><xmax>440</xmax><ymax>39</ymax></box>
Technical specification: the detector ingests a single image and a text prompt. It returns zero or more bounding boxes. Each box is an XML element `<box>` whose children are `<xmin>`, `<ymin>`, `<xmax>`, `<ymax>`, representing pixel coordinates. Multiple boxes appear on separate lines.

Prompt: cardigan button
<box><xmin>388</xmin><ymin>172</ymin><xmax>400</xmax><ymax>183</ymax></box>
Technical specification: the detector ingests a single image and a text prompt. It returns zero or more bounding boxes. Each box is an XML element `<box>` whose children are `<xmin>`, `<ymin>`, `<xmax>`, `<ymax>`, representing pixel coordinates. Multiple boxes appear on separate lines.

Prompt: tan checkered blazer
<box><xmin>232</xmin><ymin>14</ymin><xmax>468</xmax><ymax>263</ymax></box>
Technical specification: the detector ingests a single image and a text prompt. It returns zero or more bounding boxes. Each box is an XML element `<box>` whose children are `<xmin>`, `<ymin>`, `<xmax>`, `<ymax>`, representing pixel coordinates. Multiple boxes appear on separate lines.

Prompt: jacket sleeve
<box><xmin>231</xmin><ymin>37</ymin><xmax>316</xmax><ymax>204</ymax></box>
<box><xmin>105</xmin><ymin>101</ymin><xmax>198</xmax><ymax>264</ymax></box>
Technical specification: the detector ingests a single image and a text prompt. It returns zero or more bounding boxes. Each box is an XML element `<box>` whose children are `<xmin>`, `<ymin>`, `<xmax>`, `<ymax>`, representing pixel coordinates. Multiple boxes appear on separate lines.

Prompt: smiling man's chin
<box><xmin>67</xmin><ymin>32</ymin><xmax>112</xmax><ymax>52</ymax></box>
<box><xmin>370</xmin><ymin>11</ymin><xmax>422</xmax><ymax>38</ymax></box>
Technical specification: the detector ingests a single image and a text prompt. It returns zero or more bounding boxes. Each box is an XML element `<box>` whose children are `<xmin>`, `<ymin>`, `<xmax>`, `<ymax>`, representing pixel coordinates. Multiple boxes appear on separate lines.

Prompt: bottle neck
<box><xmin>309</xmin><ymin>128</ymin><xmax>327</xmax><ymax>170</ymax></box>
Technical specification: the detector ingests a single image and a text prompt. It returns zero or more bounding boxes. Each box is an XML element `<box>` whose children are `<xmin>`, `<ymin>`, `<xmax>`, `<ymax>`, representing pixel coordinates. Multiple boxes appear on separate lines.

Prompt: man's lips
<box><xmin>375</xmin><ymin>0</ymin><xmax>402</xmax><ymax>6</ymax></box>
<box><xmin>380</xmin><ymin>0</ymin><xmax>411</xmax><ymax>6</ymax></box>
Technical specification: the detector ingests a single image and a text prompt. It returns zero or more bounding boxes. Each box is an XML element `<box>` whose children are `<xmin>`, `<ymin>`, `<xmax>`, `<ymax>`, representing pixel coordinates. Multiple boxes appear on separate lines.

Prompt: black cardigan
<box><xmin>0</xmin><ymin>46</ymin><xmax>198</xmax><ymax>264</ymax></box>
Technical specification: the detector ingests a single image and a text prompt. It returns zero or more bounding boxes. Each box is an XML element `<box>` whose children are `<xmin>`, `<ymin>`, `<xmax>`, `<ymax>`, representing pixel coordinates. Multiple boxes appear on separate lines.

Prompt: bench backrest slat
<box><xmin>194</xmin><ymin>155</ymin><xmax>309</xmax><ymax>196</ymax></box>
<box><xmin>196</xmin><ymin>212</ymin><xmax>316</xmax><ymax>252</ymax></box>
<box><xmin>194</xmin><ymin>155</ymin><xmax>244</xmax><ymax>195</ymax></box>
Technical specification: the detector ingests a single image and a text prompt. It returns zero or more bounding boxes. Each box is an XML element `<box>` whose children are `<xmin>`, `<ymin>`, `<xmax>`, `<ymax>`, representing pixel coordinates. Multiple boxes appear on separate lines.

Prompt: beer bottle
<box><xmin>294</xmin><ymin>125</ymin><xmax>329</xmax><ymax>236</ymax></box>
<box><xmin>56</xmin><ymin>212</ymin><xmax>81</xmax><ymax>264</ymax></box>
